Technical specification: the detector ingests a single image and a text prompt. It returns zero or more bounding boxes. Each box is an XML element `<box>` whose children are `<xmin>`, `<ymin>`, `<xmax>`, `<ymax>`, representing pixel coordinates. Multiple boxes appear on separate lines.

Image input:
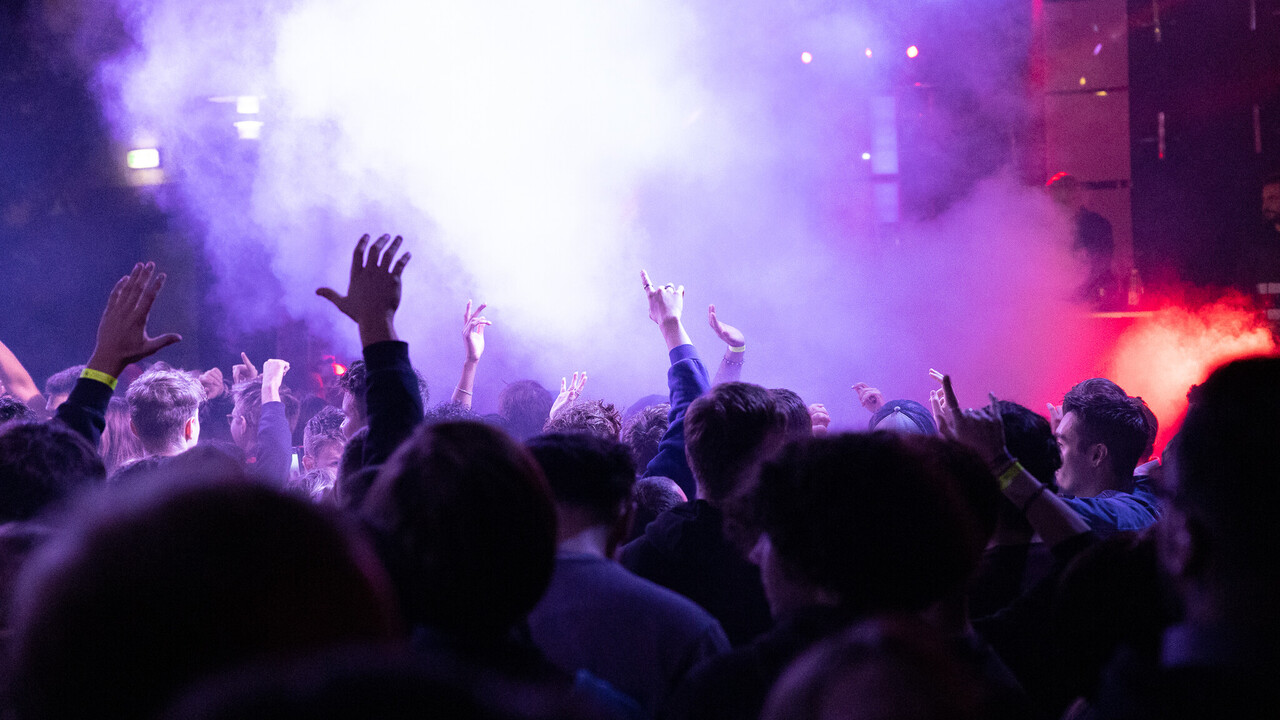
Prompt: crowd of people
<box><xmin>0</xmin><ymin>233</ymin><xmax>1275</xmax><ymax>720</ymax></box>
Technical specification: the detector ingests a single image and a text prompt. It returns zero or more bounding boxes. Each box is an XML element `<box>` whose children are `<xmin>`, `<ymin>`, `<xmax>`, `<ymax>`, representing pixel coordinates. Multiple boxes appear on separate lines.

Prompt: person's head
<box><xmin>766</xmin><ymin>389</ymin><xmax>811</xmax><ymax>439</ymax></box>
<box><xmin>1057</xmin><ymin>383</ymin><xmax>1148</xmax><ymax>496</ymax></box>
<box><xmin>749</xmin><ymin>432</ymin><xmax>993</xmax><ymax>618</ymax></box>
<box><xmin>0</xmin><ymin>421</ymin><xmax>105</xmax><ymax>523</ymax></box>
<box><xmin>620</xmin><ymin>403</ymin><xmax>669</xmax><ymax>472</ymax></box>
<box><xmin>762</xmin><ymin>616</ymin><xmax>985</xmax><ymax>720</ymax></box>
<box><xmin>230</xmin><ymin>377</ymin><xmax>296</xmax><ymax>455</ymax></box>
<box><xmin>361</xmin><ymin>421</ymin><xmax>556</xmax><ymax>640</ymax></box>
<box><xmin>422</xmin><ymin>401</ymin><xmax>479</xmax><ymax>426</ymax></box>
<box><xmin>1261</xmin><ymin>173</ymin><xmax>1280</xmax><ymax>225</ymax></box>
<box><xmin>334</xmin><ymin>427</ymin><xmax>374</xmax><ymax>512</ymax></box>
<box><xmin>1046</xmin><ymin>171</ymin><xmax>1084</xmax><ymax>211</ymax></box>
<box><xmin>684</xmin><ymin>382</ymin><xmax>785</xmax><ymax>503</ymax></box>
<box><xmin>543</xmin><ymin>400</ymin><xmax>622</xmax><ymax>440</ymax></box>
<box><xmin>526</xmin><ymin>433</ymin><xmax>635</xmax><ymax>553</ymax></box>
<box><xmin>996</xmin><ymin>400</ymin><xmax>1061</xmax><ymax>487</ymax></box>
<box><xmin>1161</xmin><ymin>356</ymin><xmax>1280</xmax><ymax>625</ymax></box>
<box><xmin>302</xmin><ymin>406</ymin><xmax>346</xmax><ymax>479</ymax></box>
<box><xmin>42</xmin><ymin>365</ymin><xmax>83</xmax><ymax>413</ymax></box>
<box><xmin>125</xmin><ymin>364</ymin><xmax>205</xmax><ymax>457</ymax></box>
<box><xmin>497</xmin><ymin>380</ymin><xmax>555</xmax><ymax>441</ymax></box>
<box><xmin>626</xmin><ymin>475</ymin><xmax>687</xmax><ymax>543</ymax></box>
<box><xmin>100</xmin><ymin>397</ymin><xmax>144</xmax><ymax>475</ymax></box>
<box><xmin>868</xmin><ymin>400</ymin><xmax>938</xmax><ymax>435</ymax></box>
<box><xmin>9</xmin><ymin>477</ymin><xmax>399</xmax><ymax>720</ymax></box>
<box><xmin>0</xmin><ymin>396</ymin><xmax>38</xmax><ymax>426</ymax></box>
<box><xmin>338</xmin><ymin>361</ymin><xmax>428</xmax><ymax>439</ymax></box>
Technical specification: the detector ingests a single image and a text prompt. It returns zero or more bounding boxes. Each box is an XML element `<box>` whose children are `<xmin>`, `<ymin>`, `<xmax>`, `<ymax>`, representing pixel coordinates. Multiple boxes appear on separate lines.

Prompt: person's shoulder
<box><xmin>588</xmin><ymin>558</ymin><xmax>724</xmax><ymax>630</ymax></box>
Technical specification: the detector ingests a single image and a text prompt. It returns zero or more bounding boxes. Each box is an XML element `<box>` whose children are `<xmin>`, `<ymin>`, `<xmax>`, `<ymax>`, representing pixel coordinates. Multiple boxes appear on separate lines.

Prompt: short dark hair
<box><xmin>1062</xmin><ymin>384</ymin><xmax>1148</xmax><ymax>478</ymax></box>
<box><xmin>303</xmin><ymin>406</ymin><xmax>345</xmax><ymax>460</ymax></box>
<box><xmin>526</xmin><ymin>433</ymin><xmax>635</xmax><ymax>526</ymax></box>
<box><xmin>1171</xmin><ymin>356</ymin><xmax>1280</xmax><ymax>589</ymax></box>
<box><xmin>754</xmin><ymin>432</ymin><xmax>992</xmax><ymax>614</ymax></box>
<box><xmin>620</xmin><ymin>403</ymin><xmax>669</xmax><ymax>472</ymax></box>
<box><xmin>769</xmin><ymin>389</ymin><xmax>811</xmax><ymax>439</ymax></box>
<box><xmin>422</xmin><ymin>401</ymin><xmax>478</xmax><ymax>426</ymax></box>
<box><xmin>0</xmin><ymin>421</ymin><xmax>105</xmax><ymax>522</ymax></box>
<box><xmin>543</xmin><ymin>400</ymin><xmax>622</xmax><ymax>440</ymax></box>
<box><xmin>339</xmin><ymin>361</ymin><xmax>429</xmax><ymax>419</ymax></box>
<box><xmin>361</xmin><ymin>421</ymin><xmax>556</xmax><ymax>638</ymax></box>
<box><xmin>0</xmin><ymin>396</ymin><xmax>38</xmax><ymax>426</ymax></box>
<box><xmin>684</xmin><ymin>382</ymin><xmax>784</xmax><ymax>502</ymax></box>
<box><xmin>497</xmin><ymin>380</ymin><xmax>555</xmax><ymax>440</ymax></box>
<box><xmin>43</xmin><ymin>366</ymin><xmax>84</xmax><ymax>397</ymax></box>
<box><xmin>9</xmin><ymin>478</ymin><xmax>397</xmax><ymax>720</ymax></box>
<box><xmin>626</xmin><ymin>476</ymin><xmax>687</xmax><ymax>543</ymax></box>
<box><xmin>997</xmin><ymin>400</ymin><xmax>1061</xmax><ymax>486</ymax></box>
<box><xmin>127</xmin><ymin>364</ymin><xmax>204</xmax><ymax>450</ymax></box>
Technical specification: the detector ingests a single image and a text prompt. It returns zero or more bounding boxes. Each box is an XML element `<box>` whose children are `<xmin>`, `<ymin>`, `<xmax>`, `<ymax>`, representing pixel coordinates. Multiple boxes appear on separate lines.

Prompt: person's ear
<box><xmin>302</xmin><ymin>455</ymin><xmax>315</xmax><ymax>471</ymax></box>
<box><xmin>1089</xmin><ymin>442</ymin><xmax>1109</xmax><ymax>470</ymax></box>
<box><xmin>185</xmin><ymin>416</ymin><xmax>199</xmax><ymax>442</ymax></box>
<box><xmin>130</xmin><ymin>419</ymin><xmax>141</xmax><ymax>439</ymax></box>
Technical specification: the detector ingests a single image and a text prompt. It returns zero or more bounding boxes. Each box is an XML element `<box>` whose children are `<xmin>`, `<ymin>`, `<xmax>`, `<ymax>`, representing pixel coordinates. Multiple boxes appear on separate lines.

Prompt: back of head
<box><xmin>526</xmin><ymin>433</ymin><xmax>635</xmax><ymax>527</ymax></box>
<box><xmin>498</xmin><ymin>380</ymin><xmax>555</xmax><ymax>440</ymax></box>
<box><xmin>339</xmin><ymin>361</ymin><xmax>429</xmax><ymax>424</ymax></box>
<box><xmin>0</xmin><ymin>396</ymin><xmax>38</xmax><ymax>426</ymax></box>
<box><xmin>127</xmin><ymin>363</ymin><xmax>205</xmax><ymax>452</ymax></box>
<box><xmin>620</xmin><ymin>403</ymin><xmax>669</xmax><ymax>472</ymax></box>
<box><xmin>626</xmin><ymin>476</ymin><xmax>687</xmax><ymax>543</ymax></box>
<box><xmin>42</xmin><ymin>365</ymin><xmax>83</xmax><ymax>399</ymax></box>
<box><xmin>869</xmin><ymin>400</ymin><xmax>938</xmax><ymax>436</ymax></box>
<box><xmin>769</xmin><ymin>389</ymin><xmax>812</xmax><ymax>439</ymax></box>
<box><xmin>754</xmin><ymin>432</ymin><xmax>992</xmax><ymax>614</ymax></box>
<box><xmin>1061</xmin><ymin>386</ymin><xmax>1148</xmax><ymax>479</ymax></box>
<box><xmin>685</xmin><ymin>382</ymin><xmax>785</xmax><ymax>502</ymax></box>
<box><xmin>101</xmin><ymin>397</ymin><xmax>144</xmax><ymax>474</ymax></box>
<box><xmin>762</xmin><ymin>616</ymin><xmax>984</xmax><ymax>720</ymax></box>
<box><xmin>361</xmin><ymin>421</ymin><xmax>557</xmax><ymax>639</ymax></box>
<box><xmin>0</xmin><ymin>420</ymin><xmax>105</xmax><ymax>523</ymax></box>
<box><xmin>543</xmin><ymin>400</ymin><xmax>622</xmax><ymax>441</ymax></box>
<box><xmin>996</xmin><ymin>400</ymin><xmax>1061</xmax><ymax>486</ymax></box>
<box><xmin>303</xmin><ymin>406</ymin><xmax>346</xmax><ymax>462</ymax></box>
<box><xmin>1171</xmin><ymin>356</ymin><xmax>1280</xmax><ymax>591</ymax></box>
<box><xmin>10</xmin><ymin>476</ymin><xmax>398</xmax><ymax>720</ymax></box>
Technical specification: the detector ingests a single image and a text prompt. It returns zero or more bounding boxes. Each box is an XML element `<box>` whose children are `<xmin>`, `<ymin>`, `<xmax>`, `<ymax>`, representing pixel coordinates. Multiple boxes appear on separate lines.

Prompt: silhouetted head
<box><xmin>543</xmin><ymin>400</ymin><xmax>622</xmax><ymax>440</ymax></box>
<box><xmin>0</xmin><ymin>420</ymin><xmax>104</xmax><ymax>523</ymax></box>
<box><xmin>685</xmin><ymin>382</ymin><xmax>785</xmax><ymax>503</ymax></box>
<box><xmin>620</xmin><ymin>403</ymin><xmax>669</xmax><ymax>472</ymax></box>
<box><xmin>497</xmin><ymin>380</ymin><xmax>554</xmax><ymax>441</ymax></box>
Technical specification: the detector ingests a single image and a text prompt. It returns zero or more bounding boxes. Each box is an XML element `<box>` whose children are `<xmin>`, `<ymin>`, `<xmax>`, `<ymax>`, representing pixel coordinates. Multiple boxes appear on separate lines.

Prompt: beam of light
<box><xmin>1107</xmin><ymin>298</ymin><xmax>1277</xmax><ymax>454</ymax></box>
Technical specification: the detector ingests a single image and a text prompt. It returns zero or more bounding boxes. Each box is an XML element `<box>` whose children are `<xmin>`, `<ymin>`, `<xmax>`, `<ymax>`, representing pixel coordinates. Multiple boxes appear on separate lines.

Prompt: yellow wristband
<box><xmin>80</xmin><ymin>368</ymin><xmax>119</xmax><ymax>391</ymax></box>
<box><xmin>997</xmin><ymin>461</ymin><xmax>1024</xmax><ymax>491</ymax></box>
<box><xmin>728</xmin><ymin>345</ymin><xmax>746</xmax><ymax>353</ymax></box>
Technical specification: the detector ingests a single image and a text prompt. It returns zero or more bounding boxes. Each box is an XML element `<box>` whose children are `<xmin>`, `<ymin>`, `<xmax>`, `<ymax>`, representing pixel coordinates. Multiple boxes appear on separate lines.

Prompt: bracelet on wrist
<box><xmin>996</xmin><ymin>461</ymin><xmax>1024</xmax><ymax>491</ymax></box>
<box><xmin>728</xmin><ymin>345</ymin><xmax>746</xmax><ymax>353</ymax></box>
<box><xmin>455</xmin><ymin>386</ymin><xmax>473</xmax><ymax>396</ymax></box>
<box><xmin>80</xmin><ymin>368</ymin><xmax>119</xmax><ymax>391</ymax></box>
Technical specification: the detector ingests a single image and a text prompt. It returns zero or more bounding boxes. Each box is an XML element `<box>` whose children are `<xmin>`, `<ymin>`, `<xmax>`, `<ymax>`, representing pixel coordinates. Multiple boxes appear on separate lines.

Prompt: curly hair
<box><xmin>543</xmin><ymin>400</ymin><xmax>622</xmax><ymax>441</ymax></box>
<box><xmin>620</xmin><ymin>403</ymin><xmax>669</xmax><ymax>471</ymax></box>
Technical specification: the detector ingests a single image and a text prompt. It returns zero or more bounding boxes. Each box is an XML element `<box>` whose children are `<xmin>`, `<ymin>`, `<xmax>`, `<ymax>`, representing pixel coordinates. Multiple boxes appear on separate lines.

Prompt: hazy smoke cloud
<box><xmin>77</xmin><ymin>0</ymin><xmax>1107</xmax><ymax>423</ymax></box>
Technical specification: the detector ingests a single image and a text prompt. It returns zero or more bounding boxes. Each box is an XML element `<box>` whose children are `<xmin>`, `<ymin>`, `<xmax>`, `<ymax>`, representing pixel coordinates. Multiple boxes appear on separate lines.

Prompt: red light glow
<box><xmin>1107</xmin><ymin>298</ymin><xmax>1276</xmax><ymax>455</ymax></box>
<box><xmin>906</xmin><ymin>45</ymin><xmax>919</xmax><ymax>58</ymax></box>
<box><xmin>332</xmin><ymin>362</ymin><xmax>348</xmax><ymax>376</ymax></box>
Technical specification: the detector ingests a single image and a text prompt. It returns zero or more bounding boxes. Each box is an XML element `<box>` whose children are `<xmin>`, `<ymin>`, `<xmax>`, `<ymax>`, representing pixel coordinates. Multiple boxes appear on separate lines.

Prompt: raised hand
<box><xmin>550</xmin><ymin>371</ymin><xmax>587</xmax><ymax>419</ymax></box>
<box><xmin>1046</xmin><ymin>402</ymin><xmax>1064</xmax><ymax>434</ymax></box>
<box><xmin>317</xmin><ymin>234</ymin><xmax>411</xmax><ymax>346</ymax></box>
<box><xmin>199</xmin><ymin>367</ymin><xmax>225</xmax><ymax>400</ymax></box>
<box><xmin>462</xmin><ymin>300</ymin><xmax>492</xmax><ymax>364</ymax></box>
<box><xmin>87</xmin><ymin>262</ymin><xmax>182</xmax><ymax>378</ymax></box>
<box><xmin>261</xmin><ymin>359</ymin><xmax>290</xmax><ymax>404</ymax></box>
<box><xmin>851</xmin><ymin>382</ymin><xmax>885</xmax><ymax>414</ymax></box>
<box><xmin>232</xmin><ymin>352</ymin><xmax>258</xmax><ymax>385</ymax></box>
<box><xmin>707</xmin><ymin>304</ymin><xmax>745</xmax><ymax>349</ymax></box>
<box><xmin>641</xmin><ymin>270</ymin><xmax>692</xmax><ymax>351</ymax></box>
<box><xmin>932</xmin><ymin>371</ymin><xmax>1009</xmax><ymax>467</ymax></box>
<box><xmin>808</xmin><ymin>403</ymin><xmax>831</xmax><ymax>437</ymax></box>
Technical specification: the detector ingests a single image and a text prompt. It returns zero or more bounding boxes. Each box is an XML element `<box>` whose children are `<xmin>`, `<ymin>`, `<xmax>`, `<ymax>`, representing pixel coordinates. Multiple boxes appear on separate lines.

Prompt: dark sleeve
<box><xmin>643</xmin><ymin>345</ymin><xmax>710</xmax><ymax>499</ymax></box>
<box><xmin>53</xmin><ymin>377</ymin><xmax>113</xmax><ymax>447</ymax></box>
<box><xmin>253</xmin><ymin>401</ymin><xmax>292</xmax><ymax>485</ymax></box>
<box><xmin>1061</xmin><ymin>483</ymin><xmax>1160</xmax><ymax>536</ymax></box>
<box><xmin>361</xmin><ymin>340</ymin><xmax>423</xmax><ymax>469</ymax></box>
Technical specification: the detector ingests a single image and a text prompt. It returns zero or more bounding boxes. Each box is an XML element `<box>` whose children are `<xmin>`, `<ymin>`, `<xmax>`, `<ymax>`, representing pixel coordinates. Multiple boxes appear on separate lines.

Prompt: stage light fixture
<box><xmin>906</xmin><ymin>45</ymin><xmax>919</xmax><ymax>58</ymax></box>
<box><xmin>865</xmin><ymin>48</ymin><xmax>873</xmax><ymax>58</ymax></box>
<box><xmin>861</xmin><ymin>152</ymin><xmax>872</xmax><ymax>161</ymax></box>
<box><xmin>234</xmin><ymin>120</ymin><xmax>264</xmax><ymax>140</ymax></box>
<box><xmin>801</xmin><ymin>51</ymin><xmax>812</xmax><ymax>64</ymax></box>
<box><xmin>126</xmin><ymin>148</ymin><xmax>161</xmax><ymax>169</ymax></box>
<box><xmin>236</xmin><ymin>95</ymin><xmax>261</xmax><ymax>114</ymax></box>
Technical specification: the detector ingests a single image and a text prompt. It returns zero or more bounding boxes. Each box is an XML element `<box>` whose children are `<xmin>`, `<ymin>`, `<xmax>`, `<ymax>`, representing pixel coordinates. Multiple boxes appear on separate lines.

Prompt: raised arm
<box><xmin>254</xmin><ymin>358</ymin><xmax>293</xmax><ymax>484</ymax></box>
<box><xmin>58</xmin><ymin>262</ymin><xmax>181</xmax><ymax>445</ymax></box>
<box><xmin>549</xmin><ymin>371</ymin><xmax>587</xmax><ymax>420</ymax></box>
<box><xmin>707</xmin><ymin>304</ymin><xmax>746</xmax><ymax>385</ymax></box>
<box><xmin>317</xmin><ymin>234</ymin><xmax>420</xmax><ymax>468</ymax></box>
<box><xmin>639</xmin><ymin>271</ymin><xmax>708</xmax><ymax>498</ymax></box>
<box><xmin>0</xmin><ymin>340</ymin><xmax>44</xmax><ymax>409</ymax></box>
<box><xmin>450</xmin><ymin>300</ymin><xmax>491</xmax><ymax>409</ymax></box>
<box><xmin>935</xmin><ymin>372</ymin><xmax>1089</xmax><ymax>548</ymax></box>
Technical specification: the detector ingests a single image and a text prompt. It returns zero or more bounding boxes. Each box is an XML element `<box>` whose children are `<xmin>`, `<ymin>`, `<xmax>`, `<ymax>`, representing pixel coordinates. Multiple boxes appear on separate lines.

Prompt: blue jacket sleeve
<box><xmin>1061</xmin><ymin>478</ymin><xmax>1161</xmax><ymax>536</ymax></box>
<box><xmin>254</xmin><ymin>401</ymin><xmax>292</xmax><ymax>486</ymax></box>
<box><xmin>54</xmin><ymin>377</ymin><xmax>113</xmax><ymax>447</ymax></box>
<box><xmin>642</xmin><ymin>344</ymin><xmax>710</xmax><ymax>499</ymax></box>
<box><xmin>361</xmin><ymin>340</ymin><xmax>423</xmax><ymax>469</ymax></box>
